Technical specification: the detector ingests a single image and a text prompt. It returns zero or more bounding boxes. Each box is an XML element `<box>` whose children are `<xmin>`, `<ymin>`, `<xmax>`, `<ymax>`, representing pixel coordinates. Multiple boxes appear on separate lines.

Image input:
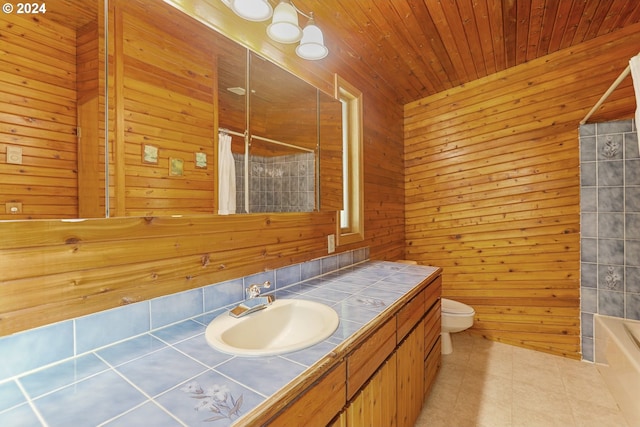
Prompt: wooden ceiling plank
<box><xmin>525</xmin><ymin>0</ymin><xmax>545</xmax><ymax>62</ymax></box>
<box><xmin>471</xmin><ymin>0</ymin><xmax>498</xmax><ymax>76</ymax></box>
<box><xmin>486</xmin><ymin>0</ymin><xmax>506</xmax><ymax>72</ymax></box>
<box><xmin>401</xmin><ymin>0</ymin><xmax>463</xmax><ymax>89</ymax></box>
<box><xmin>536</xmin><ymin>0</ymin><xmax>560</xmax><ymax>58</ymax></box>
<box><xmin>558</xmin><ymin>0</ymin><xmax>587</xmax><ymax>50</ymax></box>
<box><xmin>383</xmin><ymin>0</ymin><xmax>455</xmax><ymax>94</ymax></box>
<box><xmin>360</xmin><ymin>1</ymin><xmax>435</xmax><ymax>100</ymax></box>
<box><xmin>583</xmin><ymin>0</ymin><xmax>615</xmax><ymax>40</ymax></box>
<box><xmin>421</xmin><ymin>0</ymin><xmax>471</xmax><ymax>87</ymax></box>
<box><xmin>546</xmin><ymin>0</ymin><xmax>574</xmax><ymax>53</ymax></box>
<box><xmin>454</xmin><ymin>0</ymin><xmax>487</xmax><ymax>77</ymax></box>
<box><xmin>619</xmin><ymin>0</ymin><xmax>640</xmax><ymax>27</ymax></box>
<box><xmin>502</xmin><ymin>0</ymin><xmax>518</xmax><ymax>68</ymax></box>
<box><xmin>570</xmin><ymin>1</ymin><xmax>602</xmax><ymax>44</ymax></box>
<box><xmin>598</xmin><ymin>0</ymin><xmax>638</xmax><ymax>37</ymax></box>
<box><xmin>436</xmin><ymin>0</ymin><xmax>480</xmax><ymax>81</ymax></box>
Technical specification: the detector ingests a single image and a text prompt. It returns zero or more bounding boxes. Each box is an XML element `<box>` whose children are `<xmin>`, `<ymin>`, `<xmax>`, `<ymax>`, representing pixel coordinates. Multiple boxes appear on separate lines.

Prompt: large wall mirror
<box><xmin>0</xmin><ymin>0</ymin><xmax>342</xmax><ymax>220</ymax></box>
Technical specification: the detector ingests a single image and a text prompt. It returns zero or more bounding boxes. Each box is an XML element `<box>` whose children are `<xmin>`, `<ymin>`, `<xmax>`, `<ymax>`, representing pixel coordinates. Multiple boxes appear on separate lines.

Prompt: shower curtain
<box><xmin>218</xmin><ymin>132</ymin><xmax>236</xmax><ymax>215</ymax></box>
<box><xmin>631</xmin><ymin>54</ymin><xmax>640</xmax><ymax>150</ymax></box>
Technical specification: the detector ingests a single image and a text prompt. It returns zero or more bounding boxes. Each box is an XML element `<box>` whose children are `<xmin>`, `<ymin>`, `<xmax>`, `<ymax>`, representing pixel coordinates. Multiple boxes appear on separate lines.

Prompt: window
<box><xmin>336</xmin><ymin>76</ymin><xmax>363</xmax><ymax>245</ymax></box>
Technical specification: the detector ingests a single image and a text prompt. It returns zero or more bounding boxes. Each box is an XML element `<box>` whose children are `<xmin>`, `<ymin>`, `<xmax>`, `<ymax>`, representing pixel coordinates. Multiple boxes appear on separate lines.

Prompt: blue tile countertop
<box><xmin>0</xmin><ymin>261</ymin><xmax>439</xmax><ymax>427</ymax></box>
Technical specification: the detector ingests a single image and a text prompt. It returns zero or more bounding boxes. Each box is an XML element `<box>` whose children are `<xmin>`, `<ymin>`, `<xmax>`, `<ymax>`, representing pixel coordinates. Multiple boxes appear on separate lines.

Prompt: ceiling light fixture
<box><xmin>296</xmin><ymin>12</ymin><xmax>328</xmax><ymax>60</ymax></box>
<box><xmin>221</xmin><ymin>0</ymin><xmax>273</xmax><ymax>22</ymax></box>
<box><xmin>267</xmin><ymin>0</ymin><xmax>302</xmax><ymax>43</ymax></box>
<box><xmin>221</xmin><ymin>0</ymin><xmax>328</xmax><ymax>60</ymax></box>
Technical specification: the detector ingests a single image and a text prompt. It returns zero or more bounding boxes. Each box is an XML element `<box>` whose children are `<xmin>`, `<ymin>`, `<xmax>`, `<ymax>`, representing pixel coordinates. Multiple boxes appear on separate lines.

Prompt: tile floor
<box><xmin>415</xmin><ymin>331</ymin><xmax>630</xmax><ymax>427</ymax></box>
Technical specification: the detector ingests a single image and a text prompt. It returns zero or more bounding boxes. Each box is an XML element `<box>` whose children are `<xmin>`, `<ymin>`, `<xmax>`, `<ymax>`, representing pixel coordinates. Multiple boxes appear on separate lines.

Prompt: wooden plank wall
<box><xmin>404</xmin><ymin>23</ymin><xmax>640</xmax><ymax>359</ymax></box>
<box><xmin>0</xmin><ymin>12</ymin><xmax>79</xmax><ymax>219</ymax></box>
<box><xmin>0</xmin><ymin>0</ymin><xmax>406</xmax><ymax>336</ymax></box>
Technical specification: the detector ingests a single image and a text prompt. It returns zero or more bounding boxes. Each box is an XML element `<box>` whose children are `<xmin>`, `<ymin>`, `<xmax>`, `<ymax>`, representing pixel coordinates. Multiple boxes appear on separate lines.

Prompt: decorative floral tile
<box><xmin>156</xmin><ymin>370</ymin><xmax>264</xmax><ymax>426</ymax></box>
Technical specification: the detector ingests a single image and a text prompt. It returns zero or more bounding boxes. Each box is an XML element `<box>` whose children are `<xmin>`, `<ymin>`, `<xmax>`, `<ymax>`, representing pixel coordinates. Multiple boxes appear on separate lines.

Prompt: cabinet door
<box><xmin>344</xmin><ymin>352</ymin><xmax>397</xmax><ymax>427</ymax></box>
<box><xmin>267</xmin><ymin>362</ymin><xmax>346</xmax><ymax>427</ymax></box>
<box><xmin>347</xmin><ymin>316</ymin><xmax>396</xmax><ymax>399</ymax></box>
<box><xmin>396</xmin><ymin>320</ymin><xmax>425</xmax><ymax>427</ymax></box>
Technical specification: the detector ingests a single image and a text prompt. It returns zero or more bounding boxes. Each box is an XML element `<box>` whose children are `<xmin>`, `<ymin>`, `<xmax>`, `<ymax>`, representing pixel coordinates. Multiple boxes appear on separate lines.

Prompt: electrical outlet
<box><xmin>327</xmin><ymin>234</ymin><xmax>336</xmax><ymax>254</ymax></box>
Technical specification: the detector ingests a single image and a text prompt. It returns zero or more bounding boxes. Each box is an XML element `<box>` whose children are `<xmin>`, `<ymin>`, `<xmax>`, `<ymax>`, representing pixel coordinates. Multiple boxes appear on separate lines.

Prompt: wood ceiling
<box><xmin>42</xmin><ymin>0</ymin><xmax>640</xmax><ymax>106</ymax></box>
<box><xmin>293</xmin><ymin>0</ymin><xmax>640</xmax><ymax>104</ymax></box>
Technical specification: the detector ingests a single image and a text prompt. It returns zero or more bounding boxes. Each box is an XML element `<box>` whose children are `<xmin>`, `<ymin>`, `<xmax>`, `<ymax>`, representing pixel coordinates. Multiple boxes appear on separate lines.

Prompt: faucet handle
<box><xmin>246</xmin><ymin>281</ymin><xmax>271</xmax><ymax>298</ymax></box>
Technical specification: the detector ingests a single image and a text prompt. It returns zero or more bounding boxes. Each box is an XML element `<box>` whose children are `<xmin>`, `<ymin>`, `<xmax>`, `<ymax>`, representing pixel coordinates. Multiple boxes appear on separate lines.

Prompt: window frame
<box><xmin>335</xmin><ymin>75</ymin><xmax>364</xmax><ymax>246</ymax></box>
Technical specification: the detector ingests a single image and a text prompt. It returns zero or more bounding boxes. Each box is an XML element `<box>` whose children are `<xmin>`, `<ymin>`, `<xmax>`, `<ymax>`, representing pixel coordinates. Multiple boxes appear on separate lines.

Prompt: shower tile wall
<box><xmin>233</xmin><ymin>153</ymin><xmax>245</xmax><ymax>213</ymax></box>
<box><xmin>580</xmin><ymin>119</ymin><xmax>640</xmax><ymax>361</ymax></box>
<box><xmin>251</xmin><ymin>153</ymin><xmax>315</xmax><ymax>212</ymax></box>
<box><xmin>233</xmin><ymin>153</ymin><xmax>315</xmax><ymax>213</ymax></box>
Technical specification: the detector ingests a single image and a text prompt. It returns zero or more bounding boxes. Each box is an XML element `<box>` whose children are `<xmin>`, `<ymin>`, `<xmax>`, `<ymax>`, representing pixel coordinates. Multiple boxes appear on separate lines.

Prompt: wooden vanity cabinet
<box><xmin>341</xmin><ymin>274</ymin><xmax>441</xmax><ymax>427</ymax></box>
<box><xmin>268</xmin><ymin>273</ymin><xmax>442</xmax><ymax>427</ymax></box>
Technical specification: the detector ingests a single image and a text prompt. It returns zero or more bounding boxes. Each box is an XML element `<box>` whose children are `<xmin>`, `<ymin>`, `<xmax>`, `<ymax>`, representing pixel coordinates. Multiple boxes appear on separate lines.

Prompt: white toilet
<box><xmin>440</xmin><ymin>298</ymin><xmax>475</xmax><ymax>354</ymax></box>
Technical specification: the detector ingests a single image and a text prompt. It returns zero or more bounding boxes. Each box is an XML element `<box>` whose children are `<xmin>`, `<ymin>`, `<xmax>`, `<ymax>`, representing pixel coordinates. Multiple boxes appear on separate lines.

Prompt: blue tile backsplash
<box><xmin>0</xmin><ymin>246</ymin><xmax>447</xmax><ymax>426</ymax></box>
<box><xmin>579</xmin><ymin>119</ymin><xmax>640</xmax><ymax>361</ymax></box>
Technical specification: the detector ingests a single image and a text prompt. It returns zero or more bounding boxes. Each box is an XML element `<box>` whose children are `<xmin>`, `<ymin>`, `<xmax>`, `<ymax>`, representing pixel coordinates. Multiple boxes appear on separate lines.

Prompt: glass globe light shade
<box><xmin>296</xmin><ymin>20</ymin><xmax>328</xmax><ymax>60</ymax></box>
<box><xmin>231</xmin><ymin>0</ymin><xmax>273</xmax><ymax>22</ymax></box>
<box><xmin>267</xmin><ymin>1</ymin><xmax>302</xmax><ymax>43</ymax></box>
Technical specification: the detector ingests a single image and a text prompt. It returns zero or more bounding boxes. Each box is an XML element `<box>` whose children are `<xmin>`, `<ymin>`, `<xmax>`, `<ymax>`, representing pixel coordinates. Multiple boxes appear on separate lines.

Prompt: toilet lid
<box><xmin>441</xmin><ymin>298</ymin><xmax>475</xmax><ymax>315</ymax></box>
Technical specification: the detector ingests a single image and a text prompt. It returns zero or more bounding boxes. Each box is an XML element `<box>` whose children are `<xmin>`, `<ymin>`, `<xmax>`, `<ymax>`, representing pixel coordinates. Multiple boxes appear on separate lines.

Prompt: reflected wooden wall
<box><xmin>404</xmin><ymin>23</ymin><xmax>640</xmax><ymax>359</ymax></box>
<box><xmin>0</xmin><ymin>10</ymin><xmax>82</xmax><ymax>219</ymax></box>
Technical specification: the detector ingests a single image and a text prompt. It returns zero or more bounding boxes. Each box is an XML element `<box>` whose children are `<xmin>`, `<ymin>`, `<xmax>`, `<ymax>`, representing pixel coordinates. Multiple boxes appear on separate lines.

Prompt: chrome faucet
<box><xmin>229</xmin><ymin>281</ymin><xmax>273</xmax><ymax>318</ymax></box>
<box><xmin>246</xmin><ymin>281</ymin><xmax>271</xmax><ymax>299</ymax></box>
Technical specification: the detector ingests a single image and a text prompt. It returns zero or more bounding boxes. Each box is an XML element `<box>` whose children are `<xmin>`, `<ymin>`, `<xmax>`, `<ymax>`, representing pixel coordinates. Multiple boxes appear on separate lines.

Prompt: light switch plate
<box><xmin>328</xmin><ymin>234</ymin><xmax>336</xmax><ymax>254</ymax></box>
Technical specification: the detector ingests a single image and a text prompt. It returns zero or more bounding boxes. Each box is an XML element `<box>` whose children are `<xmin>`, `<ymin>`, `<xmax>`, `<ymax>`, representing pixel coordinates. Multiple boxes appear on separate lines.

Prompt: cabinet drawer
<box><xmin>423</xmin><ymin>299</ymin><xmax>441</xmax><ymax>359</ymax></box>
<box><xmin>424</xmin><ymin>275</ymin><xmax>442</xmax><ymax>312</ymax></box>
<box><xmin>347</xmin><ymin>317</ymin><xmax>396</xmax><ymax>399</ymax></box>
<box><xmin>267</xmin><ymin>362</ymin><xmax>346</xmax><ymax>427</ymax></box>
<box><xmin>397</xmin><ymin>287</ymin><xmax>425</xmax><ymax>342</ymax></box>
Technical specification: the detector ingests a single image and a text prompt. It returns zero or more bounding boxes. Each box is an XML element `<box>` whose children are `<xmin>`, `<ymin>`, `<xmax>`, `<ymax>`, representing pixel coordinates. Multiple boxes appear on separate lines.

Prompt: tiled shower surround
<box><xmin>579</xmin><ymin>119</ymin><xmax>640</xmax><ymax>361</ymax></box>
<box><xmin>233</xmin><ymin>152</ymin><xmax>315</xmax><ymax>213</ymax></box>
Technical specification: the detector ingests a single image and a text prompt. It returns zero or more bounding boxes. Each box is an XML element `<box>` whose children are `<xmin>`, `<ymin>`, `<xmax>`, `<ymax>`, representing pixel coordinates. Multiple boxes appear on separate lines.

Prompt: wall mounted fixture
<box><xmin>220</xmin><ymin>0</ymin><xmax>328</xmax><ymax>60</ymax></box>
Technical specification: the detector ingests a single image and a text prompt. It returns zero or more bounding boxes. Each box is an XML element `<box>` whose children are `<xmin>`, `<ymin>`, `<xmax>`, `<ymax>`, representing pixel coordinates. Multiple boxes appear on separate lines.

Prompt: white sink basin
<box><xmin>205</xmin><ymin>299</ymin><xmax>339</xmax><ymax>356</ymax></box>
